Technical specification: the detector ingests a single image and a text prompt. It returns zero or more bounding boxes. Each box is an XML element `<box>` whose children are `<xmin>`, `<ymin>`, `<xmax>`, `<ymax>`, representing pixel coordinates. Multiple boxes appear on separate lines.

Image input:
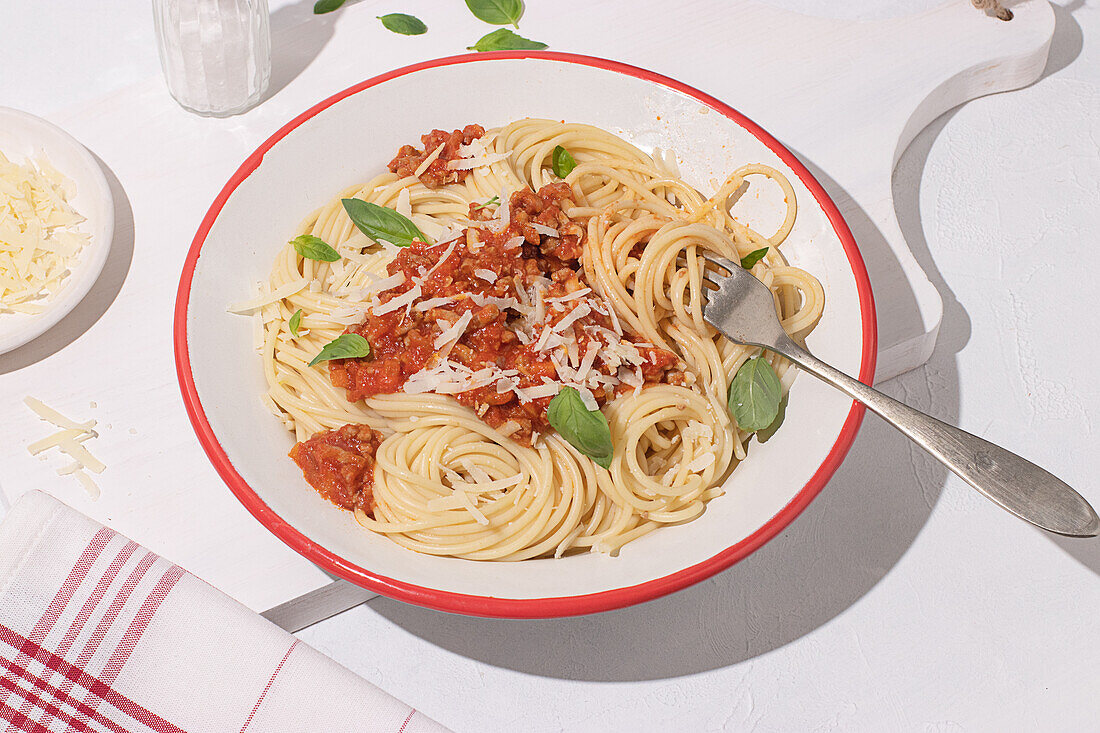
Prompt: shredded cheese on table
<box><xmin>24</xmin><ymin>396</ymin><xmax>105</xmax><ymax>499</ymax></box>
<box><xmin>0</xmin><ymin>151</ymin><xmax>91</xmax><ymax>314</ymax></box>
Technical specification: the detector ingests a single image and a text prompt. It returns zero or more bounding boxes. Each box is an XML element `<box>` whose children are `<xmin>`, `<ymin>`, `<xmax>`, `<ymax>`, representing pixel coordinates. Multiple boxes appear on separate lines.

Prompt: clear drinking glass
<box><xmin>152</xmin><ymin>0</ymin><xmax>271</xmax><ymax>117</ymax></box>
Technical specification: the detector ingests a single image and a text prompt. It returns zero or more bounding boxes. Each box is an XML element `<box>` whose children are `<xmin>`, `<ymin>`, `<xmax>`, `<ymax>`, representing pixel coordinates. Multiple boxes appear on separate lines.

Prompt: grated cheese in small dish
<box><xmin>0</xmin><ymin>150</ymin><xmax>91</xmax><ymax>315</ymax></box>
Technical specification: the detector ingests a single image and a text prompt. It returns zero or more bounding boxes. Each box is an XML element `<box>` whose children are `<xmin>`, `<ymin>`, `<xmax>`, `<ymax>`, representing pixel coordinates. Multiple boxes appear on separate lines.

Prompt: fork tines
<box><xmin>675</xmin><ymin>250</ymin><xmax>738</xmax><ymax>288</ymax></box>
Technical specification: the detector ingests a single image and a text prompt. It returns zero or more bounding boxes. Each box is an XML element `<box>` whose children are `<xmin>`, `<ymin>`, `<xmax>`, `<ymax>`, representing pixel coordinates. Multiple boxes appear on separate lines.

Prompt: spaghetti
<box><xmin>235</xmin><ymin>119</ymin><xmax>824</xmax><ymax>560</ymax></box>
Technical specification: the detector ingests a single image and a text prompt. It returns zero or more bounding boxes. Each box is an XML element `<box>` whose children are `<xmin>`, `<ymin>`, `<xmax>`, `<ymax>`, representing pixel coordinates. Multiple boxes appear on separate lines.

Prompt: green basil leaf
<box><xmin>378</xmin><ymin>13</ymin><xmax>427</xmax><ymax>35</ymax></box>
<box><xmin>740</xmin><ymin>247</ymin><xmax>769</xmax><ymax>269</ymax></box>
<box><xmin>547</xmin><ymin>387</ymin><xmax>613</xmax><ymax>469</ymax></box>
<box><xmin>464</xmin><ymin>0</ymin><xmax>523</xmax><ymax>27</ymax></box>
<box><xmin>755</xmin><ymin>393</ymin><xmax>787</xmax><ymax>443</ymax></box>
<box><xmin>288</xmin><ymin>309</ymin><xmax>303</xmax><ymax>338</ymax></box>
<box><xmin>727</xmin><ymin>357</ymin><xmax>782</xmax><ymax>432</ymax></box>
<box><xmin>309</xmin><ymin>334</ymin><xmax>370</xmax><ymax>367</ymax></box>
<box><xmin>291</xmin><ymin>235</ymin><xmax>341</xmax><ymax>262</ymax></box>
<box><xmin>551</xmin><ymin>145</ymin><xmax>577</xmax><ymax>178</ymax></box>
<box><xmin>472</xmin><ymin>195</ymin><xmax>500</xmax><ymax>211</ymax></box>
<box><xmin>342</xmin><ymin>198</ymin><xmax>429</xmax><ymax>247</ymax></box>
<box><xmin>313</xmin><ymin>0</ymin><xmax>345</xmax><ymax>14</ymax></box>
<box><xmin>467</xmin><ymin>28</ymin><xmax>547</xmax><ymax>52</ymax></box>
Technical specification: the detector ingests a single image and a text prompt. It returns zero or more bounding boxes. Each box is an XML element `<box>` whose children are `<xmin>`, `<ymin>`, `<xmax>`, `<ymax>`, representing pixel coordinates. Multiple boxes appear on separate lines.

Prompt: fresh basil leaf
<box><xmin>740</xmin><ymin>247</ymin><xmax>769</xmax><ymax>269</ymax></box>
<box><xmin>551</xmin><ymin>145</ymin><xmax>577</xmax><ymax>178</ymax></box>
<box><xmin>288</xmin><ymin>309</ymin><xmax>303</xmax><ymax>338</ymax></box>
<box><xmin>464</xmin><ymin>0</ymin><xmax>523</xmax><ymax>27</ymax></box>
<box><xmin>472</xmin><ymin>195</ymin><xmax>500</xmax><ymax>211</ymax></box>
<box><xmin>378</xmin><ymin>13</ymin><xmax>427</xmax><ymax>35</ymax></box>
<box><xmin>309</xmin><ymin>334</ymin><xmax>370</xmax><ymax>367</ymax></box>
<box><xmin>727</xmin><ymin>357</ymin><xmax>782</xmax><ymax>432</ymax></box>
<box><xmin>467</xmin><ymin>28</ymin><xmax>547</xmax><ymax>51</ymax></box>
<box><xmin>313</xmin><ymin>0</ymin><xmax>345</xmax><ymax>14</ymax></box>
<box><xmin>755</xmin><ymin>393</ymin><xmax>787</xmax><ymax>443</ymax></box>
<box><xmin>342</xmin><ymin>198</ymin><xmax>429</xmax><ymax>247</ymax></box>
<box><xmin>291</xmin><ymin>235</ymin><xmax>341</xmax><ymax>262</ymax></box>
<box><xmin>547</xmin><ymin>387</ymin><xmax>613</xmax><ymax>469</ymax></box>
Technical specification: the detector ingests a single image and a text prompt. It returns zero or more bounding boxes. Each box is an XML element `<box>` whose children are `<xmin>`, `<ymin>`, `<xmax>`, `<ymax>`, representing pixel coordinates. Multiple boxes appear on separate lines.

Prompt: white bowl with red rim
<box><xmin>174</xmin><ymin>52</ymin><xmax>876</xmax><ymax>618</ymax></box>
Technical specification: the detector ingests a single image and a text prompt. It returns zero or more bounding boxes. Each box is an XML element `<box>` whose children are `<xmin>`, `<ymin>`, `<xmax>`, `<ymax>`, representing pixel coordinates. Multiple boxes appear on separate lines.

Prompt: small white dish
<box><xmin>176</xmin><ymin>53</ymin><xmax>877</xmax><ymax>617</ymax></box>
<box><xmin>0</xmin><ymin>107</ymin><xmax>114</xmax><ymax>355</ymax></box>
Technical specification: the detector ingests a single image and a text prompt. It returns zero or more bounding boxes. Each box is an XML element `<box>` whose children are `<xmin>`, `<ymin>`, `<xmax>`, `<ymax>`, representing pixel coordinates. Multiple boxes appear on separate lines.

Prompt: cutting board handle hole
<box><xmin>972</xmin><ymin>0</ymin><xmax>1014</xmax><ymax>21</ymax></box>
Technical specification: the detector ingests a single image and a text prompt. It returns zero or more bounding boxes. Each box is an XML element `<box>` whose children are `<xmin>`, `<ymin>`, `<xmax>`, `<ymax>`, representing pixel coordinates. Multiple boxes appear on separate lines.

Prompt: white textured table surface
<box><xmin>3</xmin><ymin>1</ymin><xmax>1100</xmax><ymax>731</ymax></box>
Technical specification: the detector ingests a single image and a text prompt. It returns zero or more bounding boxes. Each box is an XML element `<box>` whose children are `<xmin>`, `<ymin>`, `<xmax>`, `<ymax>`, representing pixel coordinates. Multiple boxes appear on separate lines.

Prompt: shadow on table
<box><xmin>368</xmin><ymin>3</ymin><xmax>1091</xmax><ymax>679</ymax></box>
<box><xmin>0</xmin><ymin>154</ymin><xmax>134</xmax><ymax>375</ymax></box>
<box><xmin>263</xmin><ymin>0</ymin><xmax>342</xmax><ymax>104</ymax></box>
<box><xmin>1024</xmin><ymin>0</ymin><xmax>1100</xmax><ymax>577</ymax></box>
<box><xmin>1044</xmin><ymin>1</ymin><xmax>1085</xmax><ymax>79</ymax></box>
<box><xmin>368</xmin><ymin>118</ymin><xmax>970</xmax><ymax>682</ymax></box>
<box><xmin>951</xmin><ymin>0</ymin><xmax>1100</xmax><ymax>579</ymax></box>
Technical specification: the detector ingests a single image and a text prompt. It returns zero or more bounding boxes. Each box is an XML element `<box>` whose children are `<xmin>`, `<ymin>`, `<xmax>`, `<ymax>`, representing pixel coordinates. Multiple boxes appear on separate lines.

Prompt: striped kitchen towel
<box><xmin>0</xmin><ymin>491</ymin><xmax>448</xmax><ymax>733</ymax></box>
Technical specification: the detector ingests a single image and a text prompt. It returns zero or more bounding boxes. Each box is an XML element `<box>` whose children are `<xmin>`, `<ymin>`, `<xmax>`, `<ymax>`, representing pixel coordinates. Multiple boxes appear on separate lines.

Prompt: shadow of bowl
<box><xmin>0</xmin><ymin>153</ymin><xmax>135</xmax><ymax>375</ymax></box>
<box><xmin>365</xmin><ymin>134</ymin><xmax>968</xmax><ymax>680</ymax></box>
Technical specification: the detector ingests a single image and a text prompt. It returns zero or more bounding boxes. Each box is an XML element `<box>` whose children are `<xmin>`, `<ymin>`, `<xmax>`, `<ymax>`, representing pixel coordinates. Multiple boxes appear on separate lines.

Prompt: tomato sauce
<box><xmin>289</xmin><ymin>424</ymin><xmax>382</xmax><ymax>512</ymax></box>
<box><xmin>387</xmin><ymin>124</ymin><xmax>486</xmax><ymax>189</ymax></box>
<box><xmin>328</xmin><ymin>183</ymin><xmax>681</xmax><ymax>443</ymax></box>
<box><xmin>294</xmin><ymin>127</ymin><xmax>683</xmax><ymax>513</ymax></box>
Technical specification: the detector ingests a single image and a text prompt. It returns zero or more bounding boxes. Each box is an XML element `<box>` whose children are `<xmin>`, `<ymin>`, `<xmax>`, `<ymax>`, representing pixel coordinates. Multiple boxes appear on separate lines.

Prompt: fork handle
<box><xmin>773</xmin><ymin>337</ymin><xmax>1098</xmax><ymax>537</ymax></box>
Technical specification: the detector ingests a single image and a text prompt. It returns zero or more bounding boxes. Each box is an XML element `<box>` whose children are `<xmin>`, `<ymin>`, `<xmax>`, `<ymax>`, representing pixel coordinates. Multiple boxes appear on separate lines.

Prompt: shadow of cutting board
<box><xmin>650</xmin><ymin>0</ymin><xmax>1055</xmax><ymax>381</ymax></box>
<box><xmin>0</xmin><ymin>0</ymin><xmax>1055</xmax><ymax>617</ymax></box>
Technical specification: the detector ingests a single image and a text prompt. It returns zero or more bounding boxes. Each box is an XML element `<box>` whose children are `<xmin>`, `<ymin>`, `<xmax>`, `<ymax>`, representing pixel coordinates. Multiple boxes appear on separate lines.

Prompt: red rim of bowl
<box><xmin>174</xmin><ymin>51</ymin><xmax>878</xmax><ymax>618</ymax></box>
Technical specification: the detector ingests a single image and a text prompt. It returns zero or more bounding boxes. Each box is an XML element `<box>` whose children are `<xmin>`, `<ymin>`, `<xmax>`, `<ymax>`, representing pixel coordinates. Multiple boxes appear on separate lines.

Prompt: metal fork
<box><xmin>698</xmin><ymin>252</ymin><xmax>1099</xmax><ymax>537</ymax></box>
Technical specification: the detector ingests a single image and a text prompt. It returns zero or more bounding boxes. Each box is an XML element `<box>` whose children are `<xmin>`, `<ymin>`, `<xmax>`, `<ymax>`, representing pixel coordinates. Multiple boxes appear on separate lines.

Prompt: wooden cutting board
<box><xmin>0</xmin><ymin>0</ymin><xmax>1054</xmax><ymax>613</ymax></box>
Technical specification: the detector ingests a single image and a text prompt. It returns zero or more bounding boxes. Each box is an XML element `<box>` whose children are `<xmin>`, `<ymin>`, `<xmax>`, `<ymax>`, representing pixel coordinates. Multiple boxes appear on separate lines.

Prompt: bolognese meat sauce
<box><xmin>292</xmin><ymin>126</ymin><xmax>684</xmax><ymax>516</ymax></box>
<box><xmin>289</xmin><ymin>424</ymin><xmax>382</xmax><ymax>513</ymax></box>
<box><xmin>328</xmin><ymin>184</ymin><xmax>681</xmax><ymax>442</ymax></box>
<box><xmin>387</xmin><ymin>125</ymin><xmax>486</xmax><ymax>189</ymax></box>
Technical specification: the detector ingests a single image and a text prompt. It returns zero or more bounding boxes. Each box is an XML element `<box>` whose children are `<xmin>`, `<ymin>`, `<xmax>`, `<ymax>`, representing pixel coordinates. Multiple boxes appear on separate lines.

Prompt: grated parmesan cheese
<box><xmin>520</xmin><ymin>380</ymin><xmax>560</xmax><ymax>400</ymax></box>
<box><xmin>549</xmin><ymin>302</ymin><xmax>591</xmax><ymax>336</ymax></box>
<box><xmin>24</xmin><ymin>396</ymin><xmax>106</xmax><ymax>498</ymax></box>
<box><xmin>415</xmin><ymin>295</ymin><xmax>459</xmax><ymax>312</ymax></box>
<box><xmin>447</xmin><ymin>154</ymin><xmax>510</xmax><ymax>171</ymax></box>
<box><xmin>532</xmin><ymin>283</ymin><xmax>546</xmax><ymax>325</ymax></box>
<box><xmin>618</xmin><ymin>366</ymin><xmax>643</xmax><ymax>388</ymax></box>
<box><xmin>468</xmin><ymin>292</ymin><xmax>525</xmax><ymax>314</ymax></box>
<box><xmin>24</xmin><ymin>396</ymin><xmax>93</xmax><ymax>431</ymax></box>
<box><xmin>395</xmin><ymin>187</ymin><xmax>413</xmax><ymax>219</ymax></box>
<box><xmin>413</xmin><ymin>142</ymin><xmax>447</xmax><ymax>179</ymax></box>
<box><xmin>445</xmin><ymin>137</ymin><xmax>513</xmax><ymax>173</ymax></box>
<box><xmin>602</xmin><ymin>295</ymin><xmax>624</xmax><ymax>335</ymax></box>
<box><xmin>434</xmin><ymin>310</ymin><xmax>473</xmax><ymax>349</ymax></box>
<box><xmin>361</xmin><ymin>272</ymin><xmax>405</xmax><ymax>296</ymax></box>
<box><xmin>0</xmin><ymin>151</ymin><xmax>91</xmax><ymax>313</ymax></box>
<box><xmin>577</xmin><ymin>341</ymin><xmax>600</xmax><ymax>379</ymax></box>
<box><xmin>528</xmin><ymin>222</ymin><xmax>558</xmax><ymax>237</ymax></box>
<box><xmin>576</xmin><ymin>387</ymin><xmax>599</xmax><ymax>411</ymax></box>
<box><xmin>372</xmin><ymin>283</ymin><xmax>420</xmax><ymax>316</ymax></box>
<box><xmin>546</xmin><ymin>288</ymin><xmax>591</xmax><ymax>305</ymax></box>
<box><xmin>420</xmin><ymin>239</ymin><xmax>457</xmax><ymax>282</ymax></box>
<box><xmin>226</xmin><ymin>277</ymin><xmax>308</xmax><ymax>314</ymax></box>
<box><xmin>328</xmin><ymin>304</ymin><xmax>371</xmax><ymax>325</ymax></box>
<box><xmin>480</xmin><ymin>189</ymin><xmax>512</xmax><ymax>233</ymax></box>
